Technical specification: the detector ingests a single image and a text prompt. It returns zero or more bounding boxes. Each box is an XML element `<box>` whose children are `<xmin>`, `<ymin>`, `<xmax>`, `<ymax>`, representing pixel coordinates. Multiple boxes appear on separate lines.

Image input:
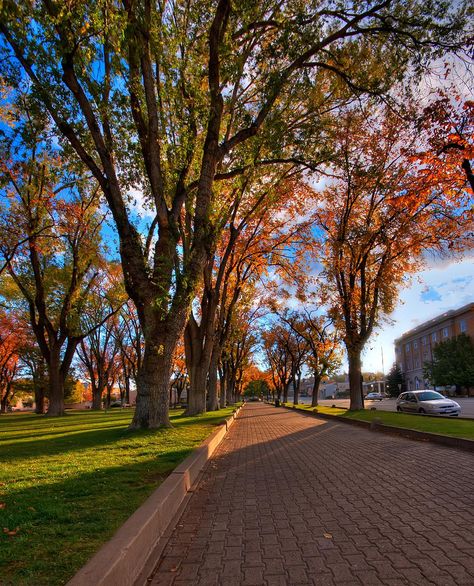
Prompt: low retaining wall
<box><xmin>68</xmin><ymin>405</ymin><xmax>243</xmax><ymax>586</ymax></box>
<box><xmin>282</xmin><ymin>404</ymin><xmax>474</xmax><ymax>453</ymax></box>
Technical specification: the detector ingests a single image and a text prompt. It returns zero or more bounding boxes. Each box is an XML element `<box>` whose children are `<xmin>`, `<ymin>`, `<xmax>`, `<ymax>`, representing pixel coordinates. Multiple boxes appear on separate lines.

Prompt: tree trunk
<box><xmin>283</xmin><ymin>381</ymin><xmax>289</xmax><ymax>403</ymax></box>
<box><xmin>34</xmin><ymin>384</ymin><xmax>46</xmax><ymax>414</ymax></box>
<box><xmin>293</xmin><ymin>370</ymin><xmax>301</xmax><ymax>405</ymax></box>
<box><xmin>91</xmin><ymin>382</ymin><xmax>103</xmax><ymax>410</ymax></box>
<box><xmin>177</xmin><ymin>383</ymin><xmax>184</xmax><ymax>405</ymax></box>
<box><xmin>207</xmin><ymin>350</ymin><xmax>219</xmax><ymax>411</ymax></box>
<box><xmin>105</xmin><ymin>384</ymin><xmax>112</xmax><ymax>408</ymax></box>
<box><xmin>130</xmin><ymin>334</ymin><xmax>174</xmax><ymax>429</ymax></box>
<box><xmin>226</xmin><ymin>370</ymin><xmax>234</xmax><ymax>405</ymax></box>
<box><xmin>219</xmin><ymin>367</ymin><xmax>226</xmax><ymax>409</ymax></box>
<box><xmin>0</xmin><ymin>394</ymin><xmax>8</xmax><ymax>413</ymax></box>
<box><xmin>311</xmin><ymin>374</ymin><xmax>321</xmax><ymax>407</ymax></box>
<box><xmin>348</xmin><ymin>347</ymin><xmax>364</xmax><ymax>410</ymax></box>
<box><xmin>184</xmin><ymin>312</ymin><xmax>216</xmax><ymax>415</ymax></box>
<box><xmin>187</xmin><ymin>365</ymin><xmax>208</xmax><ymax>415</ymax></box>
<box><xmin>47</xmin><ymin>352</ymin><xmax>65</xmax><ymax>416</ymax></box>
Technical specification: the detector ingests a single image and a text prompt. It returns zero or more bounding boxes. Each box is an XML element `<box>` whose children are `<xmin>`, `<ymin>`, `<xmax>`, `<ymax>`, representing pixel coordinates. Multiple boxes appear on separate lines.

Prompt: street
<box><xmin>299</xmin><ymin>397</ymin><xmax>474</xmax><ymax>418</ymax></box>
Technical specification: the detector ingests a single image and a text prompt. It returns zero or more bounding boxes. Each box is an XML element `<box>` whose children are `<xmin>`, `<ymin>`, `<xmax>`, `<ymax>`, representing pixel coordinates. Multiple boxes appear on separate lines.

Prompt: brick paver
<box><xmin>149</xmin><ymin>403</ymin><xmax>474</xmax><ymax>585</ymax></box>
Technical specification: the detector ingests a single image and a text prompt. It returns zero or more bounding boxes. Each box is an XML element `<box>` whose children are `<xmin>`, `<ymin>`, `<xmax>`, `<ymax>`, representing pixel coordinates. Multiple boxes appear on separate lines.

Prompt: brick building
<box><xmin>394</xmin><ymin>302</ymin><xmax>474</xmax><ymax>391</ymax></box>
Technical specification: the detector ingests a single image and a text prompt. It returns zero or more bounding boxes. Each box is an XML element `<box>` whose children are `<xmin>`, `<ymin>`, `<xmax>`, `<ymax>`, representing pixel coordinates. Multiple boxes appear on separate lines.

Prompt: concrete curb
<box><xmin>281</xmin><ymin>404</ymin><xmax>474</xmax><ymax>453</ymax></box>
<box><xmin>67</xmin><ymin>405</ymin><xmax>243</xmax><ymax>586</ymax></box>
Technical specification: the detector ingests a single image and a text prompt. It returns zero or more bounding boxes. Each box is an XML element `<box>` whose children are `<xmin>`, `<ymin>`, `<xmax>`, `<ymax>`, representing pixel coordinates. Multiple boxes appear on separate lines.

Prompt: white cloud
<box><xmin>362</xmin><ymin>255</ymin><xmax>474</xmax><ymax>373</ymax></box>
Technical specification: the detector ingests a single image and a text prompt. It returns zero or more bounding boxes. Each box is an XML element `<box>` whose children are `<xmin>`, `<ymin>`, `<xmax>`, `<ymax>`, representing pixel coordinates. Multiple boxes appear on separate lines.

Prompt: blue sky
<box><xmin>362</xmin><ymin>254</ymin><xmax>474</xmax><ymax>374</ymax></box>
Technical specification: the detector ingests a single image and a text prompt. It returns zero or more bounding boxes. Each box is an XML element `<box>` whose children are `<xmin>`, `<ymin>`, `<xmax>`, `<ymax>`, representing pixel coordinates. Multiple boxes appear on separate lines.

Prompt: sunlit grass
<box><xmin>283</xmin><ymin>403</ymin><xmax>474</xmax><ymax>440</ymax></box>
<box><xmin>0</xmin><ymin>406</ymin><xmax>236</xmax><ymax>586</ymax></box>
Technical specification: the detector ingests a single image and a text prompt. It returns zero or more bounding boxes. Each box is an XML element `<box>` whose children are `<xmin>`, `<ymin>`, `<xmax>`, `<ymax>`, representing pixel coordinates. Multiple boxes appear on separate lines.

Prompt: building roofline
<box><xmin>394</xmin><ymin>301</ymin><xmax>474</xmax><ymax>343</ymax></box>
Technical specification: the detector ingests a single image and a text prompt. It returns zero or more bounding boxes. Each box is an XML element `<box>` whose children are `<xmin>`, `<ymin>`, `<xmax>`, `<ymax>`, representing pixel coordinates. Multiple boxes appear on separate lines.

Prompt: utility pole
<box><xmin>381</xmin><ymin>346</ymin><xmax>385</xmax><ymax>394</ymax></box>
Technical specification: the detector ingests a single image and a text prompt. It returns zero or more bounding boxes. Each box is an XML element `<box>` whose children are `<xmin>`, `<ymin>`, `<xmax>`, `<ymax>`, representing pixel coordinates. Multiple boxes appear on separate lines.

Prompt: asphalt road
<box><xmin>299</xmin><ymin>396</ymin><xmax>474</xmax><ymax>418</ymax></box>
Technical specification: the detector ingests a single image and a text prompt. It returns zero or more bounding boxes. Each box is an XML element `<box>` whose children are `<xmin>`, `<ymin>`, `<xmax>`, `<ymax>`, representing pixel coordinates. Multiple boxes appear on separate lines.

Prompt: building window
<box><xmin>432</xmin><ymin>332</ymin><xmax>437</xmax><ymax>343</ymax></box>
<box><xmin>414</xmin><ymin>358</ymin><xmax>420</xmax><ymax>368</ymax></box>
<box><xmin>405</xmin><ymin>343</ymin><xmax>410</xmax><ymax>353</ymax></box>
<box><xmin>413</xmin><ymin>340</ymin><xmax>418</xmax><ymax>350</ymax></box>
<box><xmin>460</xmin><ymin>319</ymin><xmax>467</xmax><ymax>333</ymax></box>
<box><xmin>422</xmin><ymin>336</ymin><xmax>427</xmax><ymax>346</ymax></box>
<box><xmin>442</xmin><ymin>327</ymin><xmax>449</xmax><ymax>338</ymax></box>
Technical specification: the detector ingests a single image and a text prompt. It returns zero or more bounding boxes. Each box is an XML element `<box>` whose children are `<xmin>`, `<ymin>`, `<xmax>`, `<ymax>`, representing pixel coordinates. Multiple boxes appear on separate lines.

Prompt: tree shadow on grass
<box><xmin>0</xmin><ymin>410</ymin><xmax>233</xmax><ymax>462</ymax></box>
<box><xmin>0</xmin><ymin>424</ymin><xmax>156</xmax><ymax>463</ymax></box>
<box><xmin>0</xmin><ymin>452</ymin><xmax>193</xmax><ymax>586</ymax></box>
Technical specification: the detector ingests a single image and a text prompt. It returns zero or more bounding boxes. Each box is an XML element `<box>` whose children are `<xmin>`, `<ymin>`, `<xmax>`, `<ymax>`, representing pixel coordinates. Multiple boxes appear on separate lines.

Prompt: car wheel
<box><xmin>418</xmin><ymin>408</ymin><xmax>425</xmax><ymax>414</ymax></box>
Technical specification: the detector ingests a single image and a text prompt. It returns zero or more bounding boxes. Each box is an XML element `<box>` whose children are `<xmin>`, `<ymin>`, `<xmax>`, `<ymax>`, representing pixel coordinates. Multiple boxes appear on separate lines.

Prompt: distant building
<box><xmin>394</xmin><ymin>302</ymin><xmax>474</xmax><ymax>391</ymax></box>
<box><xmin>299</xmin><ymin>377</ymin><xmax>350</xmax><ymax>399</ymax></box>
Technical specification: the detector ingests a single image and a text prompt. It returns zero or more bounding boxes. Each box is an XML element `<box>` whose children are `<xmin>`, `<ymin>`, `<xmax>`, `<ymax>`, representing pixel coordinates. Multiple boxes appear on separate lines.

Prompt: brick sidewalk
<box><xmin>149</xmin><ymin>403</ymin><xmax>474</xmax><ymax>585</ymax></box>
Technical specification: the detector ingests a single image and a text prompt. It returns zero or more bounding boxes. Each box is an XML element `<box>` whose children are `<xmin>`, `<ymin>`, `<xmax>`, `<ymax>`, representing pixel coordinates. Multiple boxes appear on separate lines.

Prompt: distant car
<box><xmin>247</xmin><ymin>396</ymin><xmax>260</xmax><ymax>402</ymax></box>
<box><xmin>396</xmin><ymin>390</ymin><xmax>461</xmax><ymax>416</ymax></box>
<box><xmin>366</xmin><ymin>392</ymin><xmax>384</xmax><ymax>401</ymax></box>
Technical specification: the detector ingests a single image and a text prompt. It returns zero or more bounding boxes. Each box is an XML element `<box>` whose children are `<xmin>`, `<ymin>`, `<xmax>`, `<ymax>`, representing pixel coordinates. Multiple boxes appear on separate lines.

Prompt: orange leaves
<box><xmin>313</xmin><ymin>104</ymin><xmax>473</xmax><ymax>349</ymax></box>
<box><xmin>418</xmin><ymin>95</ymin><xmax>474</xmax><ymax>196</ymax></box>
<box><xmin>3</xmin><ymin>527</ymin><xmax>20</xmax><ymax>537</ymax></box>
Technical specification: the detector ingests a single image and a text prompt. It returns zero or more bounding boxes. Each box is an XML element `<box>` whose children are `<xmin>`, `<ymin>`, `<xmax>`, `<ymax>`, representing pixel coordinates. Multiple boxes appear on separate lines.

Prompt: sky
<box><xmin>361</xmin><ymin>254</ymin><xmax>474</xmax><ymax>374</ymax></box>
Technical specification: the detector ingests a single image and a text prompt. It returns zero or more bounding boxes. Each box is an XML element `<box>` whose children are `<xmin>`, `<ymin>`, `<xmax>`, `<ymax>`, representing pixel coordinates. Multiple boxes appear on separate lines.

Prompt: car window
<box><xmin>417</xmin><ymin>391</ymin><xmax>445</xmax><ymax>401</ymax></box>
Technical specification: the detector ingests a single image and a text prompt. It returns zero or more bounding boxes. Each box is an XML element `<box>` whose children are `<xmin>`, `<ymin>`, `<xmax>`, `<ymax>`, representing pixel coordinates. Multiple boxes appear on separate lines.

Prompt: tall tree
<box><xmin>2</xmin><ymin>0</ymin><xmax>468</xmax><ymax>427</ymax></box>
<box><xmin>386</xmin><ymin>362</ymin><xmax>406</xmax><ymax>397</ymax></box>
<box><xmin>186</xmin><ymin>176</ymin><xmax>316</xmax><ymax>414</ymax></box>
<box><xmin>77</xmin><ymin>263</ymin><xmax>125</xmax><ymax>409</ymax></box>
<box><xmin>277</xmin><ymin>309</ymin><xmax>342</xmax><ymax>406</ymax></box>
<box><xmin>0</xmin><ymin>310</ymin><xmax>22</xmax><ymax>413</ymax></box>
<box><xmin>262</xmin><ymin>324</ymin><xmax>293</xmax><ymax>404</ymax></box>
<box><xmin>424</xmin><ymin>334</ymin><xmax>474</xmax><ymax>394</ymax></box>
<box><xmin>114</xmin><ymin>300</ymin><xmax>144</xmax><ymax>405</ymax></box>
<box><xmin>315</xmin><ymin>106</ymin><xmax>473</xmax><ymax>410</ymax></box>
<box><xmin>1</xmin><ymin>150</ymin><xmax>114</xmax><ymax>415</ymax></box>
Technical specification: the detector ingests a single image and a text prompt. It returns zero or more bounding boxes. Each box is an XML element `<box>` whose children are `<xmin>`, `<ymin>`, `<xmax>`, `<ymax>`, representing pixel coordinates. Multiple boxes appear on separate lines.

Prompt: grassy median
<box><xmin>0</xmin><ymin>406</ymin><xmax>236</xmax><ymax>586</ymax></box>
<box><xmin>283</xmin><ymin>403</ymin><xmax>474</xmax><ymax>440</ymax></box>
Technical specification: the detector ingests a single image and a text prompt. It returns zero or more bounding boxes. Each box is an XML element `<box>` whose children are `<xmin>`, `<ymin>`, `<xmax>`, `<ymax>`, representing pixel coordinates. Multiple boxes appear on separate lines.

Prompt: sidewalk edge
<box><xmin>67</xmin><ymin>405</ymin><xmax>243</xmax><ymax>586</ymax></box>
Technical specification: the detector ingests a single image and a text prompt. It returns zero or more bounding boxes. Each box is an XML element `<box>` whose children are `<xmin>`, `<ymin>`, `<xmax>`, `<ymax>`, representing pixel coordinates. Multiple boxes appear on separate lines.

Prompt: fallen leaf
<box><xmin>0</xmin><ymin>503</ymin><xmax>6</xmax><ymax>509</ymax></box>
<box><xmin>323</xmin><ymin>533</ymin><xmax>333</xmax><ymax>539</ymax></box>
<box><xmin>3</xmin><ymin>527</ymin><xmax>20</xmax><ymax>536</ymax></box>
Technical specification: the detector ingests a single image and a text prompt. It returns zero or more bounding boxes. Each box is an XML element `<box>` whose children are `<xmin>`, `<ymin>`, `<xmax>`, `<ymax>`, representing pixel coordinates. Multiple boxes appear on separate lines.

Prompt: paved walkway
<box><xmin>149</xmin><ymin>403</ymin><xmax>474</xmax><ymax>585</ymax></box>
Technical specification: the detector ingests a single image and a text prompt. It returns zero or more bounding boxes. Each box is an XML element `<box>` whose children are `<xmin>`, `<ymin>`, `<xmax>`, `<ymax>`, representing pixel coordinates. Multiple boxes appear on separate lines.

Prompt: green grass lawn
<box><xmin>283</xmin><ymin>403</ymin><xmax>474</xmax><ymax>440</ymax></box>
<box><xmin>0</xmin><ymin>406</ymin><xmax>237</xmax><ymax>586</ymax></box>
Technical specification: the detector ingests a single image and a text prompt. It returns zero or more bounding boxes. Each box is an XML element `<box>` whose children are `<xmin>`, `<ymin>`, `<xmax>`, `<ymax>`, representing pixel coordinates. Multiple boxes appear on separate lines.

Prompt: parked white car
<box><xmin>365</xmin><ymin>392</ymin><xmax>384</xmax><ymax>401</ymax></box>
<box><xmin>396</xmin><ymin>390</ymin><xmax>461</xmax><ymax>416</ymax></box>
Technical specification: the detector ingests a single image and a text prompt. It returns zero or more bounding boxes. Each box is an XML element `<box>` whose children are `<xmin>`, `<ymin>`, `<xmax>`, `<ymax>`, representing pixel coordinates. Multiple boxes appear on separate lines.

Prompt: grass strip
<box><xmin>282</xmin><ymin>403</ymin><xmax>474</xmax><ymax>440</ymax></box>
<box><xmin>0</xmin><ymin>406</ymin><xmax>237</xmax><ymax>586</ymax></box>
